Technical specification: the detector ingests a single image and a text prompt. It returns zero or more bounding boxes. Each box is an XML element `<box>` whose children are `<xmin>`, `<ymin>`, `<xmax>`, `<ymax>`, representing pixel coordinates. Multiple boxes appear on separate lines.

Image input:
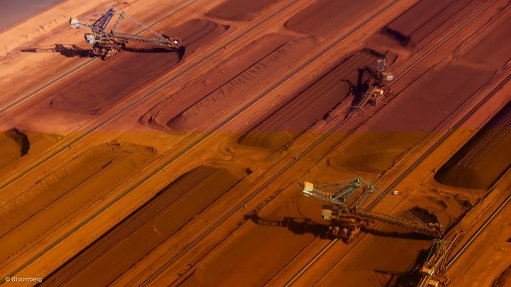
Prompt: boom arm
<box><xmin>303</xmin><ymin>177</ymin><xmax>375</xmax><ymax>207</ymax></box>
<box><xmin>92</xmin><ymin>8</ymin><xmax>116</xmax><ymax>32</ymax></box>
<box><xmin>109</xmin><ymin>32</ymin><xmax>181</xmax><ymax>48</ymax></box>
<box><xmin>346</xmin><ymin>209</ymin><xmax>442</xmax><ymax>236</ymax></box>
<box><xmin>303</xmin><ymin>178</ymin><xmax>443</xmax><ymax>239</ymax></box>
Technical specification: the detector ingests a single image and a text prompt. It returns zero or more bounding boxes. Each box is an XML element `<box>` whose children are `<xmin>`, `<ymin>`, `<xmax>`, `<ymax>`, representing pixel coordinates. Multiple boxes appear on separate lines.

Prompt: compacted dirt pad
<box><xmin>50</xmin><ymin>19</ymin><xmax>227</xmax><ymax>114</ymax></box>
<box><xmin>206</xmin><ymin>0</ymin><xmax>279</xmax><ymax>21</ymax></box>
<box><xmin>42</xmin><ymin>166</ymin><xmax>241</xmax><ymax>287</ymax></box>
<box><xmin>4</xmin><ymin>1</ymin><xmax>511</xmax><ymax>286</ymax></box>
<box><xmin>435</xmin><ymin>101</ymin><xmax>511</xmax><ymax>189</ymax></box>
<box><xmin>180</xmin><ymin>188</ymin><xmax>319</xmax><ymax>287</ymax></box>
<box><xmin>0</xmin><ymin>142</ymin><xmax>156</xmax><ymax>267</ymax></box>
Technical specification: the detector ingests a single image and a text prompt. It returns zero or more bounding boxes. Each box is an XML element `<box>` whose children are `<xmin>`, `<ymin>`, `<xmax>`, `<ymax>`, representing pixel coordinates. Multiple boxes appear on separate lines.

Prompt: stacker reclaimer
<box><xmin>346</xmin><ymin>53</ymin><xmax>394</xmax><ymax>116</ymax></box>
<box><xmin>69</xmin><ymin>8</ymin><xmax>184</xmax><ymax>60</ymax></box>
<box><xmin>303</xmin><ymin>178</ymin><xmax>443</xmax><ymax>243</ymax></box>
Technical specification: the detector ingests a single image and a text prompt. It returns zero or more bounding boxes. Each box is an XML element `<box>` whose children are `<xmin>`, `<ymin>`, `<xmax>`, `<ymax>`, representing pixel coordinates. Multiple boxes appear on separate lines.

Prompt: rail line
<box><xmin>284</xmin><ymin>69</ymin><xmax>511</xmax><ymax>287</ymax></box>
<box><xmin>283</xmin><ymin>239</ymin><xmax>338</xmax><ymax>287</ymax></box>
<box><xmin>0</xmin><ymin>0</ymin><xmax>302</xmax><ymax>191</ymax></box>
<box><xmin>0</xmin><ymin>0</ymin><xmax>199</xmax><ymax>114</ymax></box>
<box><xmin>1</xmin><ymin>0</ymin><xmax>334</xmax><ymax>282</ymax></box>
<box><xmin>3</xmin><ymin>0</ymin><xmax>499</xmax><ymax>285</ymax></box>
<box><xmin>33</xmin><ymin>0</ymin><xmax>504</xmax><ymax>285</ymax></box>
<box><xmin>130</xmin><ymin>1</ymin><xmax>406</xmax><ymax>285</ymax></box>
<box><xmin>281</xmin><ymin>1</ymin><xmax>507</xmax><ymax>284</ymax></box>
<box><xmin>446</xmin><ymin>182</ymin><xmax>511</xmax><ymax>269</ymax></box>
<box><xmin>146</xmin><ymin>0</ymin><xmax>504</xmax><ymax>285</ymax></box>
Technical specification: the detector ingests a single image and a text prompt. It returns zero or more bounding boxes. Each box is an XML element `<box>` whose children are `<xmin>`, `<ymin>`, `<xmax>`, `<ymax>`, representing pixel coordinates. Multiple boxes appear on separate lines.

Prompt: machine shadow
<box><xmin>21</xmin><ymin>44</ymin><xmax>181</xmax><ymax>59</ymax></box>
<box><xmin>373</xmin><ymin>269</ymin><xmax>404</xmax><ymax>287</ymax></box>
<box><xmin>392</xmin><ymin>248</ymin><xmax>431</xmax><ymax>287</ymax></box>
<box><xmin>244</xmin><ymin>213</ymin><xmax>330</xmax><ymax>238</ymax></box>
<box><xmin>20</xmin><ymin>44</ymin><xmax>90</xmax><ymax>58</ymax></box>
<box><xmin>362</xmin><ymin>227</ymin><xmax>435</xmax><ymax>240</ymax></box>
<box><xmin>245</xmin><ymin>213</ymin><xmax>435</xmax><ymax>241</ymax></box>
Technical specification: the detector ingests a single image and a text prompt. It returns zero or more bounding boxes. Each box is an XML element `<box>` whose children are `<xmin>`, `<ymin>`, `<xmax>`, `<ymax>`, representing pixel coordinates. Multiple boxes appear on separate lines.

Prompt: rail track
<box><xmin>446</xmin><ymin>180</ymin><xmax>511</xmax><ymax>269</ymax></box>
<box><xmin>3</xmin><ymin>0</ymin><xmax>505</xmax><ymax>285</ymax></box>
<box><xmin>280</xmin><ymin>1</ymin><xmax>511</xmax><ymax>285</ymax></box>
<box><xmin>139</xmin><ymin>1</ymin><xmax>508</xmax><ymax>285</ymax></box>
<box><xmin>0</xmin><ymin>0</ymin><xmax>199</xmax><ymax>114</ymax></box>
<box><xmin>125</xmin><ymin>2</ymin><xmax>407</xmax><ymax>286</ymax></box>
<box><xmin>284</xmin><ymin>73</ymin><xmax>510</xmax><ymax>286</ymax></box>
<box><xmin>1</xmin><ymin>0</ymin><xmax>397</xmax><ymax>283</ymax></box>
<box><xmin>0</xmin><ymin>0</ymin><xmax>305</xmax><ymax>191</ymax></box>
<box><xmin>145</xmin><ymin>0</ymin><xmax>509</xmax><ymax>286</ymax></box>
<box><xmin>0</xmin><ymin>0</ymin><xmax>306</xmax><ymax>282</ymax></box>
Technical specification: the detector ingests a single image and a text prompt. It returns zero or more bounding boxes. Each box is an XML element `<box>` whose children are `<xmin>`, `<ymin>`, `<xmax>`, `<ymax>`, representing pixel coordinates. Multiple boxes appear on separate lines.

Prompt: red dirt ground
<box><xmin>0</xmin><ymin>129</ymin><xmax>60</xmax><ymax>173</ymax></box>
<box><xmin>285</xmin><ymin>0</ymin><xmax>373</xmax><ymax>38</ymax></box>
<box><xmin>166</xmin><ymin>36</ymin><xmax>316</xmax><ymax>132</ymax></box>
<box><xmin>461</xmin><ymin>14</ymin><xmax>511</xmax><ymax>71</ymax></box>
<box><xmin>382</xmin><ymin>0</ymin><xmax>473</xmax><ymax>47</ymax></box>
<box><xmin>180</xmin><ymin>185</ymin><xmax>321</xmax><ymax>287</ymax></box>
<box><xmin>0</xmin><ymin>130</ymin><xmax>27</xmax><ymax>170</ymax></box>
<box><xmin>331</xmin><ymin>64</ymin><xmax>493</xmax><ymax>174</ymax></box>
<box><xmin>141</xmin><ymin>33</ymin><xmax>295</xmax><ymax>129</ymax></box>
<box><xmin>0</xmin><ymin>0</ymin><xmax>61</xmax><ymax>31</ymax></box>
<box><xmin>435</xmin><ymin>100</ymin><xmax>511</xmax><ymax>189</ymax></box>
<box><xmin>3</xmin><ymin>1</ymin><xmax>511</xmax><ymax>286</ymax></box>
<box><xmin>206</xmin><ymin>0</ymin><xmax>279</xmax><ymax>21</ymax></box>
<box><xmin>0</xmin><ymin>142</ymin><xmax>156</xmax><ymax>268</ymax></box>
<box><xmin>49</xmin><ymin>19</ymin><xmax>227</xmax><ymax>115</ymax></box>
<box><xmin>237</xmin><ymin>50</ymin><xmax>378</xmax><ymax>151</ymax></box>
<box><xmin>317</xmin><ymin>236</ymin><xmax>432</xmax><ymax>286</ymax></box>
<box><xmin>494</xmin><ymin>265</ymin><xmax>511</xmax><ymax>287</ymax></box>
<box><xmin>41</xmin><ymin>166</ymin><xmax>241</xmax><ymax>287</ymax></box>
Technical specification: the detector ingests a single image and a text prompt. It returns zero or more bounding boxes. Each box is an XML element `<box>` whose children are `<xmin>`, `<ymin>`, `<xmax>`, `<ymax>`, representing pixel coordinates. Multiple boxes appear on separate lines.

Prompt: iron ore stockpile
<box><xmin>1</xmin><ymin>0</ymin><xmax>510</xmax><ymax>286</ymax></box>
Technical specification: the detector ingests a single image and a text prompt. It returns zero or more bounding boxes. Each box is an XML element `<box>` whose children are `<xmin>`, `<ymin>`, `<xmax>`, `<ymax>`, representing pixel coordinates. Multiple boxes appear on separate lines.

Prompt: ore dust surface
<box><xmin>238</xmin><ymin>50</ymin><xmax>378</xmax><ymax>152</ymax></box>
<box><xmin>0</xmin><ymin>129</ymin><xmax>60</xmax><ymax>172</ymax></box>
<box><xmin>49</xmin><ymin>19</ymin><xmax>227</xmax><ymax>114</ymax></box>
<box><xmin>435</xmin><ymin>101</ymin><xmax>511</xmax><ymax>189</ymax></box>
<box><xmin>41</xmin><ymin>166</ymin><xmax>241</xmax><ymax>287</ymax></box>
<box><xmin>0</xmin><ymin>130</ymin><xmax>24</xmax><ymax>170</ymax></box>
<box><xmin>285</xmin><ymin>0</ymin><xmax>373</xmax><ymax>38</ymax></box>
<box><xmin>166</xmin><ymin>36</ymin><xmax>316</xmax><ymax>132</ymax></box>
<box><xmin>432</xmin><ymin>15</ymin><xmax>511</xmax><ymax>189</ymax></box>
<box><xmin>346</xmin><ymin>2</ymin><xmax>511</xmax><ymax>175</ymax></box>
<box><xmin>318</xmin><ymin>236</ymin><xmax>432</xmax><ymax>286</ymax></box>
<box><xmin>206</xmin><ymin>0</ymin><xmax>279</xmax><ymax>21</ymax></box>
<box><xmin>0</xmin><ymin>0</ymin><xmax>61</xmax><ymax>31</ymax></box>
<box><xmin>180</xmin><ymin>184</ymin><xmax>320</xmax><ymax>287</ymax></box>
<box><xmin>329</xmin><ymin>64</ymin><xmax>492</xmax><ymax>174</ymax></box>
<box><xmin>0</xmin><ymin>142</ymin><xmax>156</xmax><ymax>266</ymax></box>
<box><xmin>460</xmin><ymin>14</ymin><xmax>511</xmax><ymax>72</ymax></box>
<box><xmin>141</xmin><ymin>33</ymin><xmax>314</xmax><ymax>130</ymax></box>
<box><xmin>382</xmin><ymin>0</ymin><xmax>473</xmax><ymax>47</ymax></box>
<box><xmin>494</xmin><ymin>266</ymin><xmax>511</xmax><ymax>287</ymax></box>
